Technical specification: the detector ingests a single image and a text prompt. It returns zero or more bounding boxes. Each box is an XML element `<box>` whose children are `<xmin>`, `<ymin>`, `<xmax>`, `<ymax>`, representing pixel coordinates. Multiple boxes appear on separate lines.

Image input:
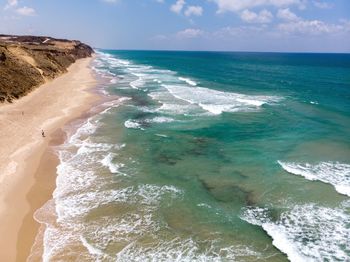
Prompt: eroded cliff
<box><xmin>0</xmin><ymin>35</ymin><xmax>94</xmax><ymax>102</ymax></box>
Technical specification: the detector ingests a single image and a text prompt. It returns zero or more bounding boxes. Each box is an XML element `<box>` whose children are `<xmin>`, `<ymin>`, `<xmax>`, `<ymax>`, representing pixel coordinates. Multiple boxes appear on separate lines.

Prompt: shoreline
<box><xmin>17</xmin><ymin>128</ymin><xmax>65</xmax><ymax>262</ymax></box>
<box><xmin>0</xmin><ymin>56</ymin><xmax>100</xmax><ymax>261</ymax></box>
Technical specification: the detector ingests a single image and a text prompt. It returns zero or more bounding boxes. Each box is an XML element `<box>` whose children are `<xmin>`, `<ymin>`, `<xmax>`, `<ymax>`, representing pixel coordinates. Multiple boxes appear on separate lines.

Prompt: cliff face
<box><xmin>0</xmin><ymin>35</ymin><xmax>94</xmax><ymax>103</ymax></box>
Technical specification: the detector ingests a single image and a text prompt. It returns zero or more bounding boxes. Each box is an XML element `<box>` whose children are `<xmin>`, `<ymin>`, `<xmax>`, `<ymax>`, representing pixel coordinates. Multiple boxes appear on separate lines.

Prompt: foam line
<box><xmin>278</xmin><ymin>161</ymin><xmax>350</xmax><ymax>197</ymax></box>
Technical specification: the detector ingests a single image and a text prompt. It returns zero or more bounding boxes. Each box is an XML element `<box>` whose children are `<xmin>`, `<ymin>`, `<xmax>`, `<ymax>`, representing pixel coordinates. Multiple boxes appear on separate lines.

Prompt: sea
<box><xmin>30</xmin><ymin>50</ymin><xmax>350</xmax><ymax>261</ymax></box>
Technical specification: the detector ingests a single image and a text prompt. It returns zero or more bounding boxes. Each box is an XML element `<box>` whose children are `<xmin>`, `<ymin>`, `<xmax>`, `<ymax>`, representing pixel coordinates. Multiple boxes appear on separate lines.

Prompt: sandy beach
<box><xmin>0</xmin><ymin>57</ymin><xmax>98</xmax><ymax>262</ymax></box>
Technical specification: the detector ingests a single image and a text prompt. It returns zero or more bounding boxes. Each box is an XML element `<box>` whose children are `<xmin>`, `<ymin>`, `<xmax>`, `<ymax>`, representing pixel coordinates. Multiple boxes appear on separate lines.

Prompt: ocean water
<box><xmin>32</xmin><ymin>51</ymin><xmax>350</xmax><ymax>261</ymax></box>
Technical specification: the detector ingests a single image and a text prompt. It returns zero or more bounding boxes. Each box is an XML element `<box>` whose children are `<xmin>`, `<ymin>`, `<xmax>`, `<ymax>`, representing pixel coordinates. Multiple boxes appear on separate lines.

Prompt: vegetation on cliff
<box><xmin>0</xmin><ymin>35</ymin><xmax>94</xmax><ymax>103</ymax></box>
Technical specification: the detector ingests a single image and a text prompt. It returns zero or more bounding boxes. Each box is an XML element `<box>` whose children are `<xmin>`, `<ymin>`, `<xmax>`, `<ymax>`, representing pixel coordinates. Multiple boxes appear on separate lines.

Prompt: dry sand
<box><xmin>0</xmin><ymin>57</ymin><xmax>99</xmax><ymax>261</ymax></box>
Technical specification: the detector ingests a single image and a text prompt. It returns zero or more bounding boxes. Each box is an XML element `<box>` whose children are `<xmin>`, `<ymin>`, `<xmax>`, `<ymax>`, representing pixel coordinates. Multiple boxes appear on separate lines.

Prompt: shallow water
<box><xmin>32</xmin><ymin>51</ymin><xmax>350</xmax><ymax>261</ymax></box>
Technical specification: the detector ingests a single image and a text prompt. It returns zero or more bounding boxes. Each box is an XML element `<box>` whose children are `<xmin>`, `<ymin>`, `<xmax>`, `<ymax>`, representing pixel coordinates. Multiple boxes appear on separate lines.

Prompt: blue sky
<box><xmin>1</xmin><ymin>0</ymin><xmax>349</xmax><ymax>52</ymax></box>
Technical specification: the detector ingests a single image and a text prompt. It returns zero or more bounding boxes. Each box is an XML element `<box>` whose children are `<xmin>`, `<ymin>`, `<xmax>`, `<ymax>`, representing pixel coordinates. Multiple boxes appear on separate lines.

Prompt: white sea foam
<box><xmin>136</xmin><ymin>106</ymin><xmax>157</xmax><ymax>113</ymax></box>
<box><xmin>101</xmin><ymin>152</ymin><xmax>126</xmax><ymax>175</ymax></box>
<box><xmin>163</xmin><ymin>84</ymin><xmax>281</xmax><ymax>115</ymax></box>
<box><xmin>124</xmin><ymin>119</ymin><xmax>144</xmax><ymax>130</ymax></box>
<box><xmin>34</xmin><ymin>53</ymin><xmax>170</xmax><ymax>260</ymax></box>
<box><xmin>55</xmin><ymin>188</ymin><xmax>134</xmax><ymax>221</ymax></box>
<box><xmin>155</xmin><ymin>134</ymin><xmax>169</xmax><ymax>138</ymax></box>
<box><xmin>146</xmin><ymin>116</ymin><xmax>175</xmax><ymax>123</ymax></box>
<box><xmin>179</xmin><ymin>77</ymin><xmax>197</xmax><ymax>86</ymax></box>
<box><xmin>100</xmin><ymin>97</ymin><xmax>130</xmax><ymax>114</ymax></box>
<box><xmin>130</xmin><ymin>77</ymin><xmax>145</xmax><ymax>89</ymax></box>
<box><xmin>35</xmin><ymin>51</ymin><xmax>282</xmax><ymax>261</ymax></box>
<box><xmin>127</xmin><ymin>67</ymin><xmax>168</xmax><ymax>90</ymax></box>
<box><xmin>96</xmin><ymin>51</ymin><xmax>280</xmax><ymax>117</ymax></box>
<box><xmin>241</xmin><ymin>201</ymin><xmax>350</xmax><ymax>262</ymax></box>
<box><xmin>110</xmin><ymin>78</ymin><xmax>118</xmax><ymax>84</ymax></box>
<box><xmin>40</xmin><ymin>108</ymin><xmax>185</xmax><ymax>259</ymax></box>
<box><xmin>157</xmin><ymin>103</ymin><xmax>199</xmax><ymax>115</ymax></box>
<box><xmin>197</xmin><ymin>203</ymin><xmax>212</xmax><ymax>209</ymax></box>
<box><xmin>80</xmin><ymin>236</ymin><xmax>105</xmax><ymax>257</ymax></box>
<box><xmin>35</xmin><ymin>118</ymin><xmax>112</xmax><ymax>260</ymax></box>
<box><xmin>77</xmin><ymin>141</ymin><xmax>114</xmax><ymax>155</ymax></box>
<box><xmin>92</xmin><ymin>67</ymin><xmax>116</xmax><ymax>78</ymax></box>
<box><xmin>153</xmin><ymin>79</ymin><xmax>162</xmax><ymax>84</ymax></box>
<box><xmin>74</xmin><ymin>189</ymin><xmax>249</xmax><ymax>260</ymax></box>
<box><xmin>57</xmin><ymin>182</ymin><xmax>183</xmax><ymax>222</ymax></box>
<box><xmin>278</xmin><ymin>161</ymin><xmax>350</xmax><ymax>197</ymax></box>
<box><xmin>115</xmin><ymin>238</ymin><xmax>261</xmax><ymax>262</ymax></box>
<box><xmin>68</xmin><ymin>118</ymin><xmax>99</xmax><ymax>143</ymax></box>
<box><xmin>95</xmin><ymin>51</ymin><xmax>131</xmax><ymax>69</ymax></box>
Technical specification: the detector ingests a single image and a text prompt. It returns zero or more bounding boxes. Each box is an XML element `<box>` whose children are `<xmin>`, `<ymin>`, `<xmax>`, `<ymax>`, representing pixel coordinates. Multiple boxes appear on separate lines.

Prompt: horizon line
<box><xmin>95</xmin><ymin>48</ymin><xmax>350</xmax><ymax>55</ymax></box>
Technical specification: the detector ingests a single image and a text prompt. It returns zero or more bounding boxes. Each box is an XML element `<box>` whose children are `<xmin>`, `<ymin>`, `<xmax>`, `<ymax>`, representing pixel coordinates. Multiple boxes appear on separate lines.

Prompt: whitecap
<box><xmin>153</xmin><ymin>79</ymin><xmax>162</xmax><ymax>84</ymax></box>
<box><xmin>110</xmin><ymin>78</ymin><xmax>118</xmax><ymax>84</ymax></box>
<box><xmin>278</xmin><ymin>161</ymin><xmax>350</xmax><ymax>197</ymax></box>
<box><xmin>197</xmin><ymin>203</ymin><xmax>212</xmax><ymax>209</ymax></box>
<box><xmin>163</xmin><ymin>84</ymin><xmax>281</xmax><ymax>115</ymax></box>
<box><xmin>77</xmin><ymin>141</ymin><xmax>114</xmax><ymax>155</ymax></box>
<box><xmin>155</xmin><ymin>134</ymin><xmax>168</xmax><ymax>138</ymax></box>
<box><xmin>100</xmin><ymin>97</ymin><xmax>130</xmax><ymax>114</ymax></box>
<box><xmin>80</xmin><ymin>236</ymin><xmax>105</xmax><ymax>257</ymax></box>
<box><xmin>179</xmin><ymin>77</ymin><xmax>197</xmax><ymax>86</ymax></box>
<box><xmin>116</xmin><ymin>238</ymin><xmax>261</xmax><ymax>261</ymax></box>
<box><xmin>101</xmin><ymin>153</ymin><xmax>126</xmax><ymax>175</ymax></box>
<box><xmin>129</xmin><ymin>77</ymin><xmax>145</xmax><ymax>89</ymax></box>
<box><xmin>157</xmin><ymin>103</ymin><xmax>199</xmax><ymax>115</ymax></box>
<box><xmin>124</xmin><ymin>120</ymin><xmax>144</xmax><ymax>130</ymax></box>
<box><xmin>146</xmin><ymin>116</ymin><xmax>175</xmax><ymax>123</ymax></box>
<box><xmin>240</xmin><ymin>202</ymin><xmax>350</xmax><ymax>262</ymax></box>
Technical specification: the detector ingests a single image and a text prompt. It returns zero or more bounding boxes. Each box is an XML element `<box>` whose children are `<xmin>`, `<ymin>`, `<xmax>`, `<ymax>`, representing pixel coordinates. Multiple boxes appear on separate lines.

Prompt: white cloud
<box><xmin>151</xmin><ymin>28</ymin><xmax>205</xmax><ymax>42</ymax></box>
<box><xmin>4</xmin><ymin>0</ymin><xmax>36</xmax><ymax>17</ymax></box>
<box><xmin>184</xmin><ymin>6</ymin><xmax>203</xmax><ymax>17</ymax></box>
<box><xmin>16</xmin><ymin>6</ymin><xmax>36</xmax><ymax>16</ymax></box>
<box><xmin>240</xmin><ymin>9</ymin><xmax>273</xmax><ymax>23</ymax></box>
<box><xmin>313</xmin><ymin>1</ymin><xmax>333</xmax><ymax>9</ymax></box>
<box><xmin>212</xmin><ymin>0</ymin><xmax>304</xmax><ymax>13</ymax></box>
<box><xmin>170</xmin><ymin>0</ymin><xmax>186</xmax><ymax>14</ymax></box>
<box><xmin>278</xmin><ymin>20</ymin><xmax>343</xmax><ymax>35</ymax></box>
<box><xmin>176</xmin><ymin>28</ymin><xmax>204</xmax><ymax>38</ymax></box>
<box><xmin>277</xmin><ymin>8</ymin><xmax>299</xmax><ymax>21</ymax></box>
<box><xmin>152</xmin><ymin>34</ymin><xmax>168</xmax><ymax>41</ymax></box>
<box><xmin>4</xmin><ymin>0</ymin><xmax>18</xmax><ymax>10</ymax></box>
<box><xmin>215</xmin><ymin>25</ymin><xmax>266</xmax><ymax>37</ymax></box>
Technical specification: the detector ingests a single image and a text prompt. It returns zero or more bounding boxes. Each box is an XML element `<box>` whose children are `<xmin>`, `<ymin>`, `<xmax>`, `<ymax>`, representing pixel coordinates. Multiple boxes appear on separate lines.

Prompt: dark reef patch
<box><xmin>198</xmin><ymin>176</ymin><xmax>255</xmax><ymax>205</ymax></box>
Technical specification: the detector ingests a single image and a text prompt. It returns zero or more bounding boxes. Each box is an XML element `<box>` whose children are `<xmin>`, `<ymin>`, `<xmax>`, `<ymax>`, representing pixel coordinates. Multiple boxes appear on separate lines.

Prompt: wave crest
<box><xmin>278</xmin><ymin>161</ymin><xmax>350</xmax><ymax>196</ymax></box>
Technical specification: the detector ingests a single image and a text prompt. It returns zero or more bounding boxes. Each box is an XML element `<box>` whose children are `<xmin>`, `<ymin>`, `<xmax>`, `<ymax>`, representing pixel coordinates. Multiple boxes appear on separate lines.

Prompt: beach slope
<box><xmin>0</xmin><ymin>56</ymin><xmax>97</xmax><ymax>261</ymax></box>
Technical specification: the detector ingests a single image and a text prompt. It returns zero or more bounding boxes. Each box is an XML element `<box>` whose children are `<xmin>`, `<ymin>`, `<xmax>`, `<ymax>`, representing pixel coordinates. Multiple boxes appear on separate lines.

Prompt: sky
<box><xmin>1</xmin><ymin>0</ymin><xmax>350</xmax><ymax>52</ymax></box>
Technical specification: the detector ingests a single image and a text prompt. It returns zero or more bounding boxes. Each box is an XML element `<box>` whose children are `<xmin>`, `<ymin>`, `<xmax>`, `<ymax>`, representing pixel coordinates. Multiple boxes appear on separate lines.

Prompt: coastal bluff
<box><xmin>0</xmin><ymin>35</ymin><xmax>94</xmax><ymax>103</ymax></box>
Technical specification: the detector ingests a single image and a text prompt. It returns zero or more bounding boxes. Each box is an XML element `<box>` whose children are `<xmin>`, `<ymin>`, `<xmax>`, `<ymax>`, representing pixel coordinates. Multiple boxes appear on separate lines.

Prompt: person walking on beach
<box><xmin>41</xmin><ymin>129</ymin><xmax>45</xmax><ymax>138</ymax></box>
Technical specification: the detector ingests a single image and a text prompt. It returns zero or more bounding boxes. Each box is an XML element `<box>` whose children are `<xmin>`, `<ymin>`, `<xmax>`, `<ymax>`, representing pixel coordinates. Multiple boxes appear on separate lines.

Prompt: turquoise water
<box><xmin>35</xmin><ymin>51</ymin><xmax>350</xmax><ymax>261</ymax></box>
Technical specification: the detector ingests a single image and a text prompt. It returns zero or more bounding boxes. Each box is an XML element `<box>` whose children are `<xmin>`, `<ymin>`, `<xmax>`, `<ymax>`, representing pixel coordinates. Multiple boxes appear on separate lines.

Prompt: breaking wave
<box><xmin>278</xmin><ymin>161</ymin><xmax>350</xmax><ymax>197</ymax></box>
<box><xmin>241</xmin><ymin>201</ymin><xmax>350</xmax><ymax>262</ymax></box>
<box><xmin>96</xmin><ymin>50</ymin><xmax>281</xmax><ymax>117</ymax></box>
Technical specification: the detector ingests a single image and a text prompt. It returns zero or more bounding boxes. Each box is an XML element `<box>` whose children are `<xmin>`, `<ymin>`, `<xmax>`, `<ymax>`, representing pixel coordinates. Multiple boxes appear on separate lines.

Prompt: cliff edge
<box><xmin>0</xmin><ymin>35</ymin><xmax>94</xmax><ymax>103</ymax></box>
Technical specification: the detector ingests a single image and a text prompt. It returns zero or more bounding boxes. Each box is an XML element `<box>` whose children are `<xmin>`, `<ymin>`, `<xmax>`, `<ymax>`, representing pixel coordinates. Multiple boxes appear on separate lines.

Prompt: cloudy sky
<box><xmin>1</xmin><ymin>0</ymin><xmax>349</xmax><ymax>52</ymax></box>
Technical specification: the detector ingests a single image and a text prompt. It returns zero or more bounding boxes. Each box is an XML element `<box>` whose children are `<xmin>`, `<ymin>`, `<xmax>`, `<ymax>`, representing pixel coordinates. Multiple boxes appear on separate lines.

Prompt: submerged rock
<box><xmin>155</xmin><ymin>152</ymin><xmax>180</xmax><ymax>166</ymax></box>
<box><xmin>198</xmin><ymin>175</ymin><xmax>255</xmax><ymax>205</ymax></box>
